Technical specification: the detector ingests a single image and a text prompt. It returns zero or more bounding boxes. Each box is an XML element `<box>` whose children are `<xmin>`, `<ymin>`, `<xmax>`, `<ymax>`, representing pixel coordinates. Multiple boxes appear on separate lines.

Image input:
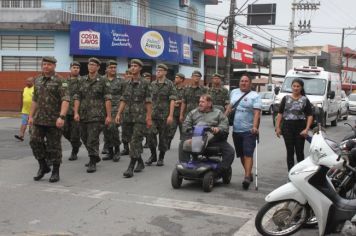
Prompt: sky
<box><xmin>205</xmin><ymin>0</ymin><xmax>356</xmax><ymax>50</ymax></box>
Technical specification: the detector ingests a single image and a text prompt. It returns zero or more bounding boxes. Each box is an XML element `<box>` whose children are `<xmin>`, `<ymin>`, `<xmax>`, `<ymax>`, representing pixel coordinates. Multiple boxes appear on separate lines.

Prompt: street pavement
<box><xmin>0</xmin><ymin>115</ymin><xmax>354</xmax><ymax>236</ymax></box>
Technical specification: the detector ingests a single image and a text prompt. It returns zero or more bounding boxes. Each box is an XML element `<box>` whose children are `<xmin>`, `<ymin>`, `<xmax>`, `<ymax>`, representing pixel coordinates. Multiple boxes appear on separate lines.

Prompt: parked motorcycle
<box><xmin>255</xmin><ymin>122</ymin><xmax>356</xmax><ymax>236</ymax></box>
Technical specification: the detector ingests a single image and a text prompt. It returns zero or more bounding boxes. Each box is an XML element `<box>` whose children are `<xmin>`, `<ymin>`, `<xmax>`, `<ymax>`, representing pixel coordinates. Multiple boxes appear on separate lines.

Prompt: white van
<box><xmin>272</xmin><ymin>66</ymin><xmax>342</xmax><ymax>127</ymax></box>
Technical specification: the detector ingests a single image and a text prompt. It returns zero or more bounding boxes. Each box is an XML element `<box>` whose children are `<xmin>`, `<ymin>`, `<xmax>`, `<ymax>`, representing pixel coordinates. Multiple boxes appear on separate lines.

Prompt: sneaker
<box><xmin>242</xmin><ymin>177</ymin><xmax>251</xmax><ymax>190</ymax></box>
<box><xmin>14</xmin><ymin>135</ymin><xmax>24</xmax><ymax>141</ymax></box>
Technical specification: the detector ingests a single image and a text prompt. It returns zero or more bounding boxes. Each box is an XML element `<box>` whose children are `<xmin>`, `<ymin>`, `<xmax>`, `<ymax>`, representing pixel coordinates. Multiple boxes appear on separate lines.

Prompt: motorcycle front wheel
<box><xmin>255</xmin><ymin>200</ymin><xmax>308</xmax><ymax>236</ymax></box>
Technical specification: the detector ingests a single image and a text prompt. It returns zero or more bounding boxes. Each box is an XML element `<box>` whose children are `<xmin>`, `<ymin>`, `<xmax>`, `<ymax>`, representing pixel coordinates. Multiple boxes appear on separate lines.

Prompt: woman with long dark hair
<box><xmin>275</xmin><ymin>78</ymin><xmax>313</xmax><ymax>171</ymax></box>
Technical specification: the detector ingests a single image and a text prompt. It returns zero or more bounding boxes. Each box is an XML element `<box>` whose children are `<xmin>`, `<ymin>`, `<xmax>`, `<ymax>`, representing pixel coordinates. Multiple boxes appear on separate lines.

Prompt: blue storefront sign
<box><xmin>70</xmin><ymin>21</ymin><xmax>193</xmax><ymax>64</ymax></box>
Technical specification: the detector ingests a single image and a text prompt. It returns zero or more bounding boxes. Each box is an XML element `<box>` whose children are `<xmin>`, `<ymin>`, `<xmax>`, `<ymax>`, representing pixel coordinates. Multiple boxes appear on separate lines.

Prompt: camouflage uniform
<box><xmin>30</xmin><ymin>74</ymin><xmax>70</xmax><ymax>165</ymax></box>
<box><xmin>103</xmin><ymin>76</ymin><xmax>123</xmax><ymax>149</ymax></box>
<box><xmin>147</xmin><ymin>78</ymin><xmax>176</xmax><ymax>153</ymax></box>
<box><xmin>208</xmin><ymin>86</ymin><xmax>230</xmax><ymax>112</ymax></box>
<box><xmin>182</xmin><ymin>85</ymin><xmax>208</xmax><ymax>117</ymax></box>
<box><xmin>63</xmin><ymin>75</ymin><xmax>82</xmax><ymax>155</ymax></box>
<box><xmin>120</xmin><ymin>77</ymin><xmax>152</xmax><ymax>160</ymax></box>
<box><xmin>74</xmin><ymin>74</ymin><xmax>112</xmax><ymax>160</ymax></box>
<box><xmin>168</xmin><ymin>85</ymin><xmax>185</xmax><ymax>141</ymax></box>
<box><xmin>120</xmin><ymin>79</ymin><xmax>132</xmax><ymax>154</ymax></box>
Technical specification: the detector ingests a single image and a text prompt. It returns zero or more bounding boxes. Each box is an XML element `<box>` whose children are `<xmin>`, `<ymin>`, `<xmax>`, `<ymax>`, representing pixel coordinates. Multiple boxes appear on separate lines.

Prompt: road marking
<box><xmin>0</xmin><ymin>182</ymin><xmax>257</xmax><ymax>220</ymax></box>
<box><xmin>233</xmin><ymin>217</ymin><xmax>258</xmax><ymax>236</ymax></box>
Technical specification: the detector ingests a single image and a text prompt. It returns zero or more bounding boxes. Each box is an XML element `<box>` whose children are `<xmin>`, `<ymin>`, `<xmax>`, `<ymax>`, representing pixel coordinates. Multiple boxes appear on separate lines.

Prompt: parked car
<box><xmin>259</xmin><ymin>91</ymin><xmax>274</xmax><ymax>114</ymax></box>
<box><xmin>339</xmin><ymin>90</ymin><xmax>348</xmax><ymax>120</ymax></box>
<box><xmin>348</xmin><ymin>93</ymin><xmax>356</xmax><ymax>114</ymax></box>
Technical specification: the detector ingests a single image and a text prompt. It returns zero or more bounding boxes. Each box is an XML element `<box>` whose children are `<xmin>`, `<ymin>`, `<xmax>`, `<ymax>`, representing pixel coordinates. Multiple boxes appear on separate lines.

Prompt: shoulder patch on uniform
<box><xmin>62</xmin><ymin>82</ymin><xmax>68</xmax><ymax>87</ymax></box>
<box><xmin>106</xmin><ymin>82</ymin><xmax>110</xmax><ymax>87</ymax></box>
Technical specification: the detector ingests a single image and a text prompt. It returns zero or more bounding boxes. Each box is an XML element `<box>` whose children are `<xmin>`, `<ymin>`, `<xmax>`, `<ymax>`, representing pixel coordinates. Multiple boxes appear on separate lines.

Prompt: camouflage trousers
<box><xmin>103</xmin><ymin>121</ymin><xmax>121</xmax><ymax>148</ymax></box>
<box><xmin>80</xmin><ymin>121</ymin><xmax>104</xmax><ymax>158</ymax></box>
<box><xmin>30</xmin><ymin>125</ymin><xmax>63</xmax><ymax>164</ymax></box>
<box><xmin>148</xmin><ymin>119</ymin><xmax>171</xmax><ymax>152</ymax></box>
<box><xmin>168</xmin><ymin>115</ymin><xmax>182</xmax><ymax>141</ymax></box>
<box><xmin>63</xmin><ymin>115</ymin><xmax>82</xmax><ymax>149</ymax></box>
<box><xmin>121</xmin><ymin>121</ymin><xmax>132</xmax><ymax>144</ymax></box>
<box><xmin>125</xmin><ymin>122</ymin><xmax>147</xmax><ymax>159</ymax></box>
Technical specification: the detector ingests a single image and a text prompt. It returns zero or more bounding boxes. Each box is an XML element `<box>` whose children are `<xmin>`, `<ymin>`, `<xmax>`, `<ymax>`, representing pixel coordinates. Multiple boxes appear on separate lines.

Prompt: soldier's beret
<box><xmin>88</xmin><ymin>57</ymin><xmax>101</xmax><ymax>65</ymax></box>
<box><xmin>175</xmin><ymin>73</ymin><xmax>185</xmax><ymax>79</ymax></box>
<box><xmin>143</xmin><ymin>72</ymin><xmax>151</xmax><ymax>77</ymax></box>
<box><xmin>106</xmin><ymin>60</ymin><xmax>117</xmax><ymax>67</ymax></box>
<box><xmin>130</xmin><ymin>59</ymin><xmax>143</xmax><ymax>67</ymax></box>
<box><xmin>70</xmin><ymin>61</ymin><xmax>81</xmax><ymax>67</ymax></box>
<box><xmin>212</xmin><ymin>73</ymin><xmax>223</xmax><ymax>79</ymax></box>
<box><xmin>42</xmin><ymin>56</ymin><xmax>57</xmax><ymax>64</ymax></box>
<box><xmin>192</xmin><ymin>70</ymin><xmax>202</xmax><ymax>77</ymax></box>
<box><xmin>157</xmin><ymin>63</ymin><xmax>168</xmax><ymax>71</ymax></box>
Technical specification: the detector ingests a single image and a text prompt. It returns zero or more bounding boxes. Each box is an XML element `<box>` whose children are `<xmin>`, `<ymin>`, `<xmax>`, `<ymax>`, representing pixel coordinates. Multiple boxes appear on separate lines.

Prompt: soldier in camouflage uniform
<box><xmin>208</xmin><ymin>73</ymin><xmax>230</xmax><ymax>114</ymax></box>
<box><xmin>63</xmin><ymin>61</ymin><xmax>82</xmax><ymax>161</ymax></box>
<box><xmin>120</xmin><ymin>69</ymin><xmax>132</xmax><ymax>156</ymax></box>
<box><xmin>142</xmin><ymin>72</ymin><xmax>152</xmax><ymax>149</ymax></box>
<box><xmin>102</xmin><ymin>60</ymin><xmax>122</xmax><ymax>162</ymax></box>
<box><xmin>73</xmin><ymin>57</ymin><xmax>112</xmax><ymax>173</ymax></box>
<box><xmin>179</xmin><ymin>70</ymin><xmax>208</xmax><ymax>125</ymax></box>
<box><xmin>29</xmin><ymin>56</ymin><xmax>70</xmax><ymax>183</ymax></box>
<box><xmin>145</xmin><ymin>64</ymin><xmax>176</xmax><ymax>166</ymax></box>
<box><xmin>167</xmin><ymin>73</ymin><xmax>185</xmax><ymax>147</ymax></box>
<box><xmin>115</xmin><ymin>59</ymin><xmax>152</xmax><ymax>178</ymax></box>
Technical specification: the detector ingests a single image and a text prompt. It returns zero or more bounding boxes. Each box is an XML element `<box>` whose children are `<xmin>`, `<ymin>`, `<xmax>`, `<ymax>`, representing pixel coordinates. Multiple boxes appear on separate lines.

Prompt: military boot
<box><xmin>112</xmin><ymin>146</ymin><xmax>121</xmax><ymax>162</ymax></box>
<box><xmin>49</xmin><ymin>163</ymin><xmax>60</xmax><ymax>183</ymax></box>
<box><xmin>34</xmin><ymin>159</ymin><xmax>51</xmax><ymax>181</ymax></box>
<box><xmin>87</xmin><ymin>156</ymin><xmax>97</xmax><ymax>173</ymax></box>
<box><xmin>85</xmin><ymin>155</ymin><xmax>101</xmax><ymax>167</ymax></box>
<box><xmin>145</xmin><ymin>148</ymin><xmax>157</xmax><ymax>165</ymax></box>
<box><xmin>134</xmin><ymin>156</ymin><xmax>145</xmax><ymax>172</ymax></box>
<box><xmin>68</xmin><ymin>146</ymin><xmax>79</xmax><ymax>161</ymax></box>
<box><xmin>102</xmin><ymin>147</ymin><xmax>114</xmax><ymax>161</ymax></box>
<box><xmin>101</xmin><ymin>143</ymin><xmax>109</xmax><ymax>154</ymax></box>
<box><xmin>120</xmin><ymin>142</ymin><xmax>130</xmax><ymax>156</ymax></box>
<box><xmin>123</xmin><ymin>159</ymin><xmax>137</xmax><ymax>178</ymax></box>
<box><xmin>157</xmin><ymin>151</ymin><xmax>165</xmax><ymax>166</ymax></box>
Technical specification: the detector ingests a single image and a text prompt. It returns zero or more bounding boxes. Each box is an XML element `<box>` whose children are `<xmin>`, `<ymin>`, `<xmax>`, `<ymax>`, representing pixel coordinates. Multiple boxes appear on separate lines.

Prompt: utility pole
<box><xmin>286</xmin><ymin>1</ymin><xmax>320</xmax><ymax>72</ymax></box>
<box><xmin>224</xmin><ymin>0</ymin><xmax>236</xmax><ymax>86</ymax></box>
<box><xmin>340</xmin><ymin>28</ymin><xmax>345</xmax><ymax>79</ymax></box>
<box><xmin>268</xmin><ymin>38</ymin><xmax>273</xmax><ymax>85</ymax></box>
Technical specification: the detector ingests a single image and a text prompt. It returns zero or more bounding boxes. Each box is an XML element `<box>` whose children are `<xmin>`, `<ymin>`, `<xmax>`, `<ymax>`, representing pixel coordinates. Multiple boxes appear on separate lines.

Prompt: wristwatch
<box><xmin>59</xmin><ymin>115</ymin><xmax>65</xmax><ymax>120</ymax></box>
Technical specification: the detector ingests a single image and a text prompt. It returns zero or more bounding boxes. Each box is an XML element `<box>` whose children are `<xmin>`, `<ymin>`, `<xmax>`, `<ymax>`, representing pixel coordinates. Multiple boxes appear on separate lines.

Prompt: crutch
<box><xmin>255</xmin><ymin>134</ymin><xmax>259</xmax><ymax>191</ymax></box>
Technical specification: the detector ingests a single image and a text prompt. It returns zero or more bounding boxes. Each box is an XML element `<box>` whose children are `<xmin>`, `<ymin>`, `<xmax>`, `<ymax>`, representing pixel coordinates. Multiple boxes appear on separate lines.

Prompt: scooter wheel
<box><xmin>255</xmin><ymin>200</ymin><xmax>308</xmax><ymax>236</ymax></box>
<box><xmin>171</xmin><ymin>168</ymin><xmax>183</xmax><ymax>189</ymax></box>
<box><xmin>202</xmin><ymin>171</ymin><xmax>214</xmax><ymax>192</ymax></box>
<box><xmin>222</xmin><ymin>167</ymin><xmax>232</xmax><ymax>184</ymax></box>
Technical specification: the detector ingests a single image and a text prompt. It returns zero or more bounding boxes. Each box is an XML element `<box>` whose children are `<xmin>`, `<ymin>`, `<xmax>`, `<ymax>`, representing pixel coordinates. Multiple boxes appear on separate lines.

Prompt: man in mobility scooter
<box><xmin>171</xmin><ymin>94</ymin><xmax>235</xmax><ymax>192</ymax></box>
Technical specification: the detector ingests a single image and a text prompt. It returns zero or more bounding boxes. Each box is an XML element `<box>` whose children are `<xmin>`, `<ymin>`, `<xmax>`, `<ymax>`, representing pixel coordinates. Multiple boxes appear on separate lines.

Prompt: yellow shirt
<box><xmin>21</xmin><ymin>86</ymin><xmax>34</xmax><ymax>114</ymax></box>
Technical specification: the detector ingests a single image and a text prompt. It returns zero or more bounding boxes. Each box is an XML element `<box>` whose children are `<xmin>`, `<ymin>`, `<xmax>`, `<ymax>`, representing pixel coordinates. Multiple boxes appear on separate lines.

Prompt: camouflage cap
<box><xmin>42</xmin><ymin>56</ymin><xmax>57</xmax><ymax>64</ymax></box>
<box><xmin>130</xmin><ymin>59</ymin><xmax>143</xmax><ymax>67</ymax></box>
<box><xmin>106</xmin><ymin>60</ymin><xmax>117</xmax><ymax>67</ymax></box>
<box><xmin>88</xmin><ymin>57</ymin><xmax>101</xmax><ymax>65</ymax></box>
<box><xmin>191</xmin><ymin>70</ymin><xmax>202</xmax><ymax>77</ymax></box>
<box><xmin>212</xmin><ymin>73</ymin><xmax>223</xmax><ymax>79</ymax></box>
<box><xmin>70</xmin><ymin>61</ymin><xmax>81</xmax><ymax>67</ymax></box>
<box><xmin>157</xmin><ymin>63</ymin><xmax>168</xmax><ymax>71</ymax></box>
<box><xmin>143</xmin><ymin>72</ymin><xmax>151</xmax><ymax>77</ymax></box>
<box><xmin>175</xmin><ymin>73</ymin><xmax>185</xmax><ymax>79</ymax></box>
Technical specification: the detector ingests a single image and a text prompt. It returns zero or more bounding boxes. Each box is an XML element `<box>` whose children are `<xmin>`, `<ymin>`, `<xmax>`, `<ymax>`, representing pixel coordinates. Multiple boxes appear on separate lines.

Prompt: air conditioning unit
<box><xmin>180</xmin><ymin>0</ymin><xmax>190</xmax><ymax>7</ymax></box>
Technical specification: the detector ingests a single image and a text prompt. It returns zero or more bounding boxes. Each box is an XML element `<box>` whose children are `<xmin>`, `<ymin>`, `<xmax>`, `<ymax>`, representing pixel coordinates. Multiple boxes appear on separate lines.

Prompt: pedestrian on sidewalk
<box><xmin>14</xmin><ymin>77</ymin><xmax>34</xmax><ymax>142</ymax></box>
<box><xmin>227</xmin><ymin>74</ymin><xmax>261</xmax><ymax>190</ymax></box>
<box><xmin>275</xmin><ymin>78</ymin><xmax>313</xmax><ymax>171</ymax></box>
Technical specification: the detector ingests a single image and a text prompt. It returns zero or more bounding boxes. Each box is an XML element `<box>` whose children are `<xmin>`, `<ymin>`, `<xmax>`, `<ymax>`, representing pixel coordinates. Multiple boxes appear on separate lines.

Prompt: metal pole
<box><xmin>268</xmin><ymin>38</ymin><xmax>273</xmax><ymax>85</ymax></box>
<box><xmin>286</xmin><ymin>0</ymin><xmax>296</xmax><ymax>72</ymax></box>
<box><xmin>340</xmin><ymin>28</ymin><xmax>345</xmax><ymax>79</ymax></box>
<box><xmin>215</xmin><ymin>16</ymin><xmax>229</xmax><ymax>74</ymax></box>
<box><xmin>224</xmin><ymin>0</ymin><xmax>236</xmax><ymax>86</ymax></box>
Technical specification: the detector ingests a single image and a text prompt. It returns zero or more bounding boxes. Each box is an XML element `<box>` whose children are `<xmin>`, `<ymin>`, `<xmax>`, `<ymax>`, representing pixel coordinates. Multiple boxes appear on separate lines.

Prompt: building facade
<box><xmin>0</xmin><ymin>0</ymin><xmax>218</xmax><ymax>110</ymax></box>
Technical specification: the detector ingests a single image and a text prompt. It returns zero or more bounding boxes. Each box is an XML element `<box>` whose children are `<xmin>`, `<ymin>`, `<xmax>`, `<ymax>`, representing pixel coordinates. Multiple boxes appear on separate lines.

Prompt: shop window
<box><xmin>192</xmin><ymin>51</ymin><xmax>200</xmax><ymax>67</ymax></box>
<box><xmin>2</xmin><ymin>56</ymin><xmax>42</xmax><ymax>71</ymax></box>
<box><xmin>0</xmin><ymin>0</ymin><xmax>41</xmax><ymax>8</ymax></box>
<box><xmin>0</xmin><ymin>35</ymin><xmax>54</xmax><ymax>51</ymax></box>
